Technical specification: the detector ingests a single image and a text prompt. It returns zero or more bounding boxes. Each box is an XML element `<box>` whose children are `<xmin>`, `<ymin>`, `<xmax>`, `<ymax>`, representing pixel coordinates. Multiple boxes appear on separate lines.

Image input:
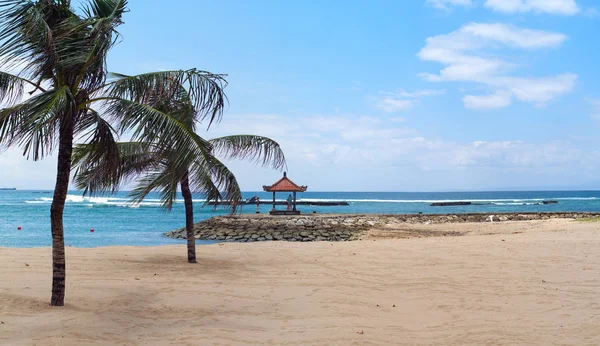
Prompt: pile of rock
<box><xmin>163</xmin><ymin>212</ymin><xmax>600</xmax><ymax>243</ymax></box>
<box><xmin>164</xmin><ymin>215</ymin><xmax>382</xmax><ymax>242</ymax></box>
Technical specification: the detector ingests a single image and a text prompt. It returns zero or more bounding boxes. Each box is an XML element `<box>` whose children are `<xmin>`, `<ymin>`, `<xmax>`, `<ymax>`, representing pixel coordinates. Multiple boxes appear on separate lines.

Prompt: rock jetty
<box><xmin>207</xmin><ymin>201</ymin><xmax>349</xmax><ymax>206</ymax></box>
<box><xmin>430</xmin><ymin>200</ymin><xmax>559</xmax><ymax>206</ymax></box>
<box><xmin>164</xmin><ymin>212</ymin><xmax>600</xmax><ymax>243</ymax></box>
<box><xmin>430</xmin><ymin>202</ymin><xmax>472</xmax><ymax>206</ymax></box>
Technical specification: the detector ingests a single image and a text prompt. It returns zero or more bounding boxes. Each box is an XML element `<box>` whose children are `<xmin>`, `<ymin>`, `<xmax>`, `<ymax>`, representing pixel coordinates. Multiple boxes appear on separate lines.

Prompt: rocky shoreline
<box><xmin>164</xmin><ymin>212</ymin><xmax>600</xmax><ymax>243</ymax></box>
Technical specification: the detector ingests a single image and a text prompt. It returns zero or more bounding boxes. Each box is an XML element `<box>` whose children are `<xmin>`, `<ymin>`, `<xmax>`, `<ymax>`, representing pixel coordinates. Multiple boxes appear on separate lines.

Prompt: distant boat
<box><xmin>0</xmin><ymin>188</ymin><xmax>16</xmax><ymax>190</ymax></box>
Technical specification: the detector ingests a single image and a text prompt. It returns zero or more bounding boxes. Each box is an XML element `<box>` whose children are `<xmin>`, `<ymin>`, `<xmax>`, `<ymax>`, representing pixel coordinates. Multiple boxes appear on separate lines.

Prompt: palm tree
<box><xmin>72</xmin><ymin>73</ymin><xmax>286</xmax><ymax>263</ymax></box>
<box><xmin>0</xmin><ymin>0</ymin><xmax>228</xmax><ymax>306</ymax></box>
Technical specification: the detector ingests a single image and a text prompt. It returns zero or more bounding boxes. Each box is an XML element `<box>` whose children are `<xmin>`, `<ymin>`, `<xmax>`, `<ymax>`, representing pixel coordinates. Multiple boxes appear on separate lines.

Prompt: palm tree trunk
<box><xmin>50</xmin><ymin>119</ymin><xmax>74</xmax><ymax>306</ymax></box>
<box><xmin>180</xmin><ymin>172</ymin><xmax>197</xmax><ymax>263</ymax></box>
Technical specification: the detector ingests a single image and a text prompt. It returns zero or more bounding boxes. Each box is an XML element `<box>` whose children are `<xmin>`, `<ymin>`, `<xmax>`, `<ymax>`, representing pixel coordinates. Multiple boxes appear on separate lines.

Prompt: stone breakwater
<box><xmin>164</xmin><ymin>212</ymin><xmax>600</xmax><ymax>243</ymax></box>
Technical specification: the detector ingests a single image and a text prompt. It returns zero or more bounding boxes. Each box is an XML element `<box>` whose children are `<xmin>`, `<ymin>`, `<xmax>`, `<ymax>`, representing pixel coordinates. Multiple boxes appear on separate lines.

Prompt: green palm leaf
<box><xmin>188</xmin><ymin>152</ymin><xmax>243</xmax><ymax>209</ymax></box>
<box><xmin>102</xmin><ymin>96</ymin><xmax>213</xmax><ymax>171</ymax></box>
<box><xmin>209</xmin><ymin>135</ymin><xmax>286</xmax><ymax>170</ymax></box>
<box><xmin>73</xmin><ymin>141</ymin><xmax>158</xmax><ymax>195</ymax></box>
<box><xmin>84</xmin><ymin>0</ymin><xmax>128</xmax><ymax>19</ymax></box>
<box><xmin>107</xmin><ymin>69</ymin><xmax>228</xmax><ymax>127</ymax></box>
<box><xmin>0</xmin><ymin>86</ymin><xmax>75</xmax><ymax>159</ymax></box>
<box><xmin>0</xmin><ymin>0</ymin><xmax>52</xmax><ymax>72</ymax></box>
<box><xmin>0</xmin><ymin>71</ymin><xmax>26</xmax><ymax>105</ymax></box>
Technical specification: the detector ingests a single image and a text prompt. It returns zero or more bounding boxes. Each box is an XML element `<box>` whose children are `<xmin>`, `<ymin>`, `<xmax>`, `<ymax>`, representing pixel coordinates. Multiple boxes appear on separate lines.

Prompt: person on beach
<box><xmin>286</xmin><ymin>194</ymin><xmax>293</xmax><ymax>211</ymax></box>
<box><xmin>256</xmin><ymin>197</ymin><xmax>260</xmax><ymax>213</ymax></box>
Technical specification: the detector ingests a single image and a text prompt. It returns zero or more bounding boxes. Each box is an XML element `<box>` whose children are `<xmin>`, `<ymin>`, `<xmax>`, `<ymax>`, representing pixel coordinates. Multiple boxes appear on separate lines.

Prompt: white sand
<box><xmin>1</xmin><ymin>219</ymin><xmax>600</xmax><ymax>345</ymax></box>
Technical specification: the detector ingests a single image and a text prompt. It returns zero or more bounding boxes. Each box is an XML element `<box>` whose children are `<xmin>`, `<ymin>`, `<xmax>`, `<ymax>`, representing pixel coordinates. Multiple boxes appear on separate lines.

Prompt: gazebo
<box><xmin>263</xmin><ymin>172</ymin><xmax>307</xmax><ymax>215</ymax></box>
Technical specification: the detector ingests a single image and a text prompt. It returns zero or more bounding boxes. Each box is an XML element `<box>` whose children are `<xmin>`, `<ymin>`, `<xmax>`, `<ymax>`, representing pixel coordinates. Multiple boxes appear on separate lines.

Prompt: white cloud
<box><xmin>2</xmin><ymin>109</ymin><xmax>599</xmax><ymax>191</ymax></box>
<box><xmin>418</xmin><ymin>23</ymin><xmax>575</xmax><ymax>109</ymax></box>
<box><xmin>464</xmin><ymin>91</ymin><xmax>512</xmax><ymax>110</ymax></box>
<box><xmin>389</xmin><ymin>116</ymin><xmax>407</xmax><ymax>123</ymax></box>
<box><xmin>373</xmin><ymin>89</ymin><xmax>444</xmax><ymax>113</ymax></box>
<box><xmin>203</xmin><ymin>113</ymin><xmax>600</xmax><ymax>191</ymax></box>
<box><xmin>396</xmin><ymin>89</ymin><xmax>445</xmax><ymax>98</ymax></box>
<box><xmin>446</xmin><ymin>140</ymin><xmax>588</xmax><ymax>169</ymax></box>
<box><xmin>497</xmin><ymin>74</ymin><xmax>577</xmax><ymax>105</ymax></box>
<box><xmin>484</xmin><ymin>0</ymin><xmax>580</xmax><ymax>15</ymax></box>
<box><xmin>426</xmin><ymin>0</ymin><xmax>473</xmax><ymax>10</ymax></box>
<box><xmin>374</xmin><ymin>97</ymin><xmax>415</xmax><ymax>112</ymax></box>
<box><xmin>461</xmin><ymin>23</ymin><xmax>567</xmax><ymax>49</ymax></box>
<box><xmin>0</xmin><ymin>148</ymin><xmax>57</xmax><ymax>189</ymax></box>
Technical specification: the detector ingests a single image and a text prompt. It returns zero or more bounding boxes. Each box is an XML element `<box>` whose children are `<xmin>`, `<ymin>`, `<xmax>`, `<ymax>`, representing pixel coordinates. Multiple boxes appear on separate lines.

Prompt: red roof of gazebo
<box><xmin>263</xmin><ymin>172</ymin><xmax>307</xmax><ymax>192</ymax></box>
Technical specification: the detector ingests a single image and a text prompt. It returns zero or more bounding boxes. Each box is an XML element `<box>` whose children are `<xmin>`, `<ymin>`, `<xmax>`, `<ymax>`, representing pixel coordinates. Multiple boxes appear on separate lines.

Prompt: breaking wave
<box><xmin>23</xmin><ymin>195</ymin><xmax>600</xmax><ymax>208</ymax></box>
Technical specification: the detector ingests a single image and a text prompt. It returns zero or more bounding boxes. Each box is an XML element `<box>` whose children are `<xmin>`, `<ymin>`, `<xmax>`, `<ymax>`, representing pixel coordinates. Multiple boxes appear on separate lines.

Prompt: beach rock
<box><xmin>431</xmin><ymin>202</ymin><xmax>472</xmax><ymax>206</ymax></box>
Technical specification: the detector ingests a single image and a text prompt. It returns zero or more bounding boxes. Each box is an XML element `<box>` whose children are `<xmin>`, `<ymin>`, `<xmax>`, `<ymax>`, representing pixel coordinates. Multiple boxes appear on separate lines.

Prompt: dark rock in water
<box><xmin>430</xmin><ymin>202</ymin><xmax>472</xmax><ymax>207</ymax></box>
<box><xmin>542</xmin><ymin>200</ymin><xmax>558</xmax><ymax>204</ymax></box>
<box><xmin>208</xmin><ymin>201</ymin><xmax>349</xmax><ymax>206</ymax></box>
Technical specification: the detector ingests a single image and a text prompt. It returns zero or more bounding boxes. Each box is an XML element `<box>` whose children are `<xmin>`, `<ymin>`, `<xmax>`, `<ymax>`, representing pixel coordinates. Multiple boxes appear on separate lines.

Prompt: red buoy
<box><xmin>90</xmin><ymin>228</ymin><xmax>94</xmax><ymax>233</ymax></box>
<box><xmin>17</xmin><ymin>226</ymin><xmax>21</xmax><ymax>230</ymax></box>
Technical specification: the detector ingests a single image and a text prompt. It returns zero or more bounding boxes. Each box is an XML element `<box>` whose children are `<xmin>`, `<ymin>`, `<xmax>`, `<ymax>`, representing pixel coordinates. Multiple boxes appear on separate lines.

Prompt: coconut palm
<box><xmin>72</xmin><ymin>73</ymin><xmax>286</xmax><ymax>263</ymax></box>
<box><xmin>0</xmin><ymin>0</ymin><xmax>228</xmax><ymax>306</ymax></box>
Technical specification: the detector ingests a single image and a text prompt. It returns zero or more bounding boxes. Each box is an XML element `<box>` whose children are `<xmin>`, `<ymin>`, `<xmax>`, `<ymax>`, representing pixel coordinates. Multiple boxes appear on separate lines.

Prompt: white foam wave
<box><xmin>28</xmin><ymin>194</ymin><xmax>165</xmax><ymax>208</ymax></box>
<box><xmin>24</xmin><ymin>194</ymin><xmax>599</xmax><ymax>206</ymax></box>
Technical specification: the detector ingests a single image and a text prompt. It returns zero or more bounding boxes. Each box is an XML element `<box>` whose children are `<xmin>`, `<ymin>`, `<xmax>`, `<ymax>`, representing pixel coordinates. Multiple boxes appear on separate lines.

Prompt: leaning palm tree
<box><xmin>72</xmin><ymin>73</ymin><xmax>286</xmax><ymax>263</ymax></box>
<box><xmin>0</xmin><ymin>0</ymin><xmax>228</xmax><ymax>306</ymax></box>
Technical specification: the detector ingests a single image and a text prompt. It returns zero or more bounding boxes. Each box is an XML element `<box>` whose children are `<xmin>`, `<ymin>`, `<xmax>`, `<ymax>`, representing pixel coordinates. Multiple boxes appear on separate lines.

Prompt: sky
<box><xmin>2</xmin><ymin>0</ymin><xmax>600</xmax><ymax>191</ymax></box>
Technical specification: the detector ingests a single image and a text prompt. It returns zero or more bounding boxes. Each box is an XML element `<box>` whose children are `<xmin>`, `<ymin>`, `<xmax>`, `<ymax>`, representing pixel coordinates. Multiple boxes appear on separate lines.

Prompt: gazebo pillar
<box><xmin>272</xmin><ymin>191</ymin><xmax>276</xmax><ymax>211</ymax></box>
<box><xmin>293</xmin><ymin>191</ymin><xmax>297</xmax><ymax>211</ymax></box>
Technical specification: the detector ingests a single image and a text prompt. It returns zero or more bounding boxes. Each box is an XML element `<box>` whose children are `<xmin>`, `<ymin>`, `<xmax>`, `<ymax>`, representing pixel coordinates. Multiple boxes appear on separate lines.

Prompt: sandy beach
<box><xmin>2</xmin><ymin>219</ymin><xmax>600</xmax><ymax>345</ymax></box>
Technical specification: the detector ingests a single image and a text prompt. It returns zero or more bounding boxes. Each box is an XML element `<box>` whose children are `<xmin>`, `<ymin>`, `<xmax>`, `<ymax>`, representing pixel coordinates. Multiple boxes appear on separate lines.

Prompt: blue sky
<box><xmin>2</xmin><ymin>0</ymin><xmax>600</xmax><ymax>191</ymax></box>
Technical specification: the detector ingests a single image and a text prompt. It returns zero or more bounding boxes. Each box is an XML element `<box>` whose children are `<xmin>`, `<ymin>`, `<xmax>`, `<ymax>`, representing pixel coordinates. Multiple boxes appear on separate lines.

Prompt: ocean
<box><xmin>1</xmin><ymin>190</ymin><xmax>599</xmax><ymax>248</ymax></box>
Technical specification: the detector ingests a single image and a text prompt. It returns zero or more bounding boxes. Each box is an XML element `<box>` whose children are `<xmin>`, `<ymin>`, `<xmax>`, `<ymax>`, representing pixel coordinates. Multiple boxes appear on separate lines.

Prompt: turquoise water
<box><xmin>1</xmin><ymin>190</ymin><xmax>600</xmax><ymax>248</ymax></box>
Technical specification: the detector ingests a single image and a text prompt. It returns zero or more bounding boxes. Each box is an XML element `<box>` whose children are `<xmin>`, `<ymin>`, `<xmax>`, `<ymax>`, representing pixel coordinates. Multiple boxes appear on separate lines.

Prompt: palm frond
<box><xmin>0</xmin><ymin>70</ymin><xmax>26</xmax><ymax>105</ymax></box>
<box><xmin>125</xmin><ymin>137</ymin><xmax>243</xmax><ymax>211</ymax></box>
<box><xmin>0</xmin><ymin>0</ymin><xmax>51</xmax><ymax>71</ymax></box>
<box><xmin>185</xmin><ymin>69</ymin><xmax>228</xmax><ymax>128</ymax></box>
<box><xmin>83</xmin><ymin>0</ymin><xmax>128</xmax><ymax>19</ymax></box>
<box><xmin>209</xmin><ymin>135</ymin><xmax>286</xmax><ymax>170</ymax></box>
<box><xmin>0</xmin><ymin>71</ymin><xmax>46</xmax><ymax>105</ymax></box>
<box><xmin>188</xmin><ymin>152</ymin><xmax>243</xmax><ymax>212</ymax></box>
<box><xmin>64</xmin><ymin>0</ymin><xmax>127</xmax><ymax>92</ymax></box>
<box><xmin>0</xmin><ymin>0</ymin><xmax>76</xmax><ymax>82</ymax></box>
<box><xmin>106</xmin><ymin>69</ymin><xmax>228</xmax><ymax>127</ymax></box>
<box><xmin>0</xmin><ymin>86</ymin><xmax>74</xmax><ymax>159</ymax></box>
<box><xmin>129</xmin><ymin>167</ymin><xmax>179</xmax><ymax>210</ymax></box>
<box><xmin>73</xmin><ymin>141</ymin><xmax>159</xmax><ymax>195</ymax></box>
<box><xmin>103</xmin><ymin>97</ymin><xmax>213</xmax><ymax>171</ymax></box>
<box><xmin>74</xmin><ymin>107</ymin><xmax>119</xmax><ymax>167</ymax></box>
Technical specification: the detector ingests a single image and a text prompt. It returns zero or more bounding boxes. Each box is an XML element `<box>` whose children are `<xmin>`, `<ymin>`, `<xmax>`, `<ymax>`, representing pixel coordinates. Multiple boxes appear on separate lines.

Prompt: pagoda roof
<box><xmin>263</xmin><ymin>172</ymin><xmax>307</xmax><ymax>192</ymax></box>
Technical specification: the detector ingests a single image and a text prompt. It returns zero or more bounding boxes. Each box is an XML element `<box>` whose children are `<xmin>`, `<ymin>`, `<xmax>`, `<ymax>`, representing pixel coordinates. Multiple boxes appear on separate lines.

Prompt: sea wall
<box><xmin>164</xmin><ymin>212</ymin><xmax>600</xmax><ymax>243</ymax></box>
